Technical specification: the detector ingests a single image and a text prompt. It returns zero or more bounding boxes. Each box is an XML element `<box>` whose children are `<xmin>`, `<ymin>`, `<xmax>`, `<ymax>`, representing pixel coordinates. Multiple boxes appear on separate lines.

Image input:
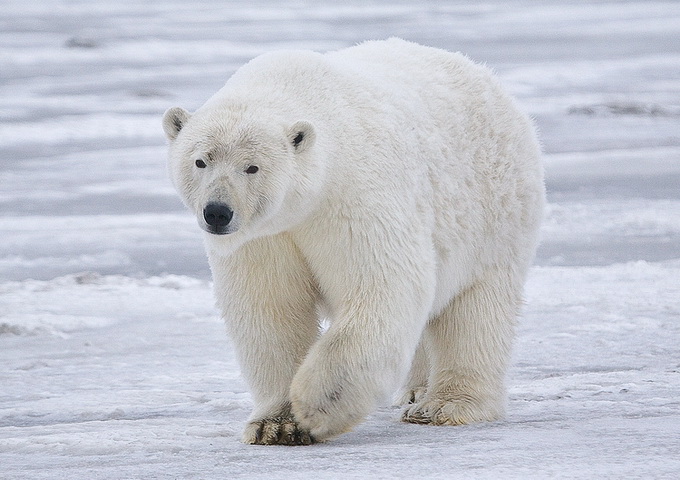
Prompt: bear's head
<box><xmin>163</xmin><ymin>105</ymin><xmax>323</xmax><ymax>253</ymax></box>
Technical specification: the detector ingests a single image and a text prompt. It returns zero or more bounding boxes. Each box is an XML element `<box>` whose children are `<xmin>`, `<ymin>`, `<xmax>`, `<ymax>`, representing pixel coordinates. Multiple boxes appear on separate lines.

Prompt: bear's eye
<box><xmin>245</xmin><ymin>165</ymin><xmax>259</xmax><ymax>174</ymax></box>
<box><xmin>293</xmin><ymin>132</ymin><xmax>304</xmax><ymax>147</ymax></box>
<box><xmin>195</xmin><ymin>159</ymin><xmax>207</xmax><ymax>169</ymax></box>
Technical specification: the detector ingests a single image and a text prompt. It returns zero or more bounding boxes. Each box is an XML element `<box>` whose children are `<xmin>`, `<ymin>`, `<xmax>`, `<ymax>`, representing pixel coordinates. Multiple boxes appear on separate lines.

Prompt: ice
<box><xmin>1</xmin><ymin>1</ymin><xmax>679</xmax><ymax>478</ymax></box>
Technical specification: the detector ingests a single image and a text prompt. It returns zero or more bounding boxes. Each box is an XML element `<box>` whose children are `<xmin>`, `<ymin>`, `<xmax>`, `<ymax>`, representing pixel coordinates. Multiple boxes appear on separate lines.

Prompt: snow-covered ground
<box><xmin>1</xmin><ymin>1</ymin><xmax>679</xmax><ymax>478</ymax></box>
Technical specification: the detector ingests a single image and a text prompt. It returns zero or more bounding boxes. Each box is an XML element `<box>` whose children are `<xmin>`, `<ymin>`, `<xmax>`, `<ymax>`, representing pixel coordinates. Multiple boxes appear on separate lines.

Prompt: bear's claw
<box><xmin>242</xmin><ymin>415</ymin><xmax>315</xmax><ymax>446</ymax></box>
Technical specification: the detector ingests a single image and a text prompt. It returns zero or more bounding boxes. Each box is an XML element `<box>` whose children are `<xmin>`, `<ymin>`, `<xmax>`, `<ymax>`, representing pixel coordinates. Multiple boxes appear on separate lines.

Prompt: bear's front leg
<box><xmin>208</xmin><ymin>236</ymin><xmax>319</xmax><ymax>445</ymax></box>
<box><xmin>289</xmin><ymin>334</ymin><xmax>373</xmax><ymax>441</ymax></box>
<box><xmin>288</xmin><ymin>262</ymin><xmax>434</xmax><ymax>441</ymax></box>
<box><xmin>289</xmin><ymin>311</ymin><xmax>428</xmax><ymax>441</ymax></box>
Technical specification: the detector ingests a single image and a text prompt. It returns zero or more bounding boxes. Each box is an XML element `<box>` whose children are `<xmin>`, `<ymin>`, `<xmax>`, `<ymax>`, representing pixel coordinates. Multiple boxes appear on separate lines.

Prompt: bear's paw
<box><xmin>242</xmin><ymin>412</ymin><xmax>314</xmax><ymax>446</ymax></box>
<box><xmin>401</xmin><ymin>392</ymin><xmax>502</xmax><ymax>426</ymax></box>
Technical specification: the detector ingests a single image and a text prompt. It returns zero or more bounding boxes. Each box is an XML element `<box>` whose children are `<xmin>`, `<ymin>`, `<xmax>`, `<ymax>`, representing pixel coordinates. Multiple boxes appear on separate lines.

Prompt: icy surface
<box><xmin>1</xmin><ymin>1</ymin><xmax>679</xmax><ymax>478</ymax></box>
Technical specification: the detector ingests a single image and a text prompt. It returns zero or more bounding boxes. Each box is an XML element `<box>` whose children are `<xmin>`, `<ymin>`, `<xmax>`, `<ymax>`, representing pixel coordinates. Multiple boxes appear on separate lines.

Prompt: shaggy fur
<box><xmin>163</xmin><ymin>38</ymin><xmax>545</xmax><ymax>445</ymax></box>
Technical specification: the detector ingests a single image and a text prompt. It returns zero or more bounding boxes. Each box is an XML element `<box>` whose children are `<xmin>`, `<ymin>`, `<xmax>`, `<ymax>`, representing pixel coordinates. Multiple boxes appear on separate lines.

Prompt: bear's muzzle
<box><xmin>203</xmin><ymin>202</ymin><xmax>234</xmax><ymax>235</ymax></box>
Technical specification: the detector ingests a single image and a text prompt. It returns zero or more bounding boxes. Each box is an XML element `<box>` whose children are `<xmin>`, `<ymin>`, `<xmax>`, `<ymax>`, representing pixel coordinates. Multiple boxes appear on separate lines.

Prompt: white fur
<box><xmin>163</xmin><ymin>38</ymin><xmax>545</xmax><ymax>445</ymax></box>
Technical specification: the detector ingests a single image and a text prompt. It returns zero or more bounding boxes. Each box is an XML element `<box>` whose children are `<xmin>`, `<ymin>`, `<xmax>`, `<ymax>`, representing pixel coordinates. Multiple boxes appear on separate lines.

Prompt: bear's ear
<box><xmin>162</xmin><ymin>107</ymin><xmax>191</xmax><ymax>141</ymax></box>
<box><xmin>288</xmin><ymin>121</ymin><xmax>316</xmax><ymax>153</ymax></box>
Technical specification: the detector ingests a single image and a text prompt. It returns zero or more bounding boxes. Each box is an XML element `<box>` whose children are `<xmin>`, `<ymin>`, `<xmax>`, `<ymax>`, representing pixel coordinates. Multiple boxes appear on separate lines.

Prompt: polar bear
<box><xmin>162</xmin><ymin>38</ymin><xmax>544</xmax><ymax>445</ymax></box>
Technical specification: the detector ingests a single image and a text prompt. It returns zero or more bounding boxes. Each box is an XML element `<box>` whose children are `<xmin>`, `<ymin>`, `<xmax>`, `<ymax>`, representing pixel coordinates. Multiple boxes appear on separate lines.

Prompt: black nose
<box><xmin>203</xmin><ymin>202</ymin><xmax>233</xmax><ymax>228</ymax></box>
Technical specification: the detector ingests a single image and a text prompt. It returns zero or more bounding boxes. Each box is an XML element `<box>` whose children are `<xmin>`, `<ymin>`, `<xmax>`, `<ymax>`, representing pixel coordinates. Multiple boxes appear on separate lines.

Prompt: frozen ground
<box><xmin>1</xmin><ymin>1</ymin><xmax>679</xmax><ymax>478</ymax></box>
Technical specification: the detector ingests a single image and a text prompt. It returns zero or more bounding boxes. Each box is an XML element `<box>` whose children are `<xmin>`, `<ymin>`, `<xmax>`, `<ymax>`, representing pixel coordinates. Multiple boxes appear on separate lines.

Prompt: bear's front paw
<box><xmin>289</xmin><ymin>393</ymin><xmax>358</xmax><ymax>443</ymax></box>
<box><xmin>290</xmin><ymin>373</ymin><xmax>367</xmax><ymax>442</ymax></box>
<box><xmin>242</xmin><ymin>413</ymin><xmax>314</xmax><ymax>446</ymax></box>
<box><xmin>401</xmin><ymin>393</ymin><xmax>502</xmax><ymax>426</ymax></box>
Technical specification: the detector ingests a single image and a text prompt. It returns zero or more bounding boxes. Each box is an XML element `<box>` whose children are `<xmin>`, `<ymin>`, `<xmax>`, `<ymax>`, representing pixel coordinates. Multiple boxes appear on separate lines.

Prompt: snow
<box><xmin>1</xmin><ymin>0</ymin><xmax>679</xmax><ymax>478</ymax></box>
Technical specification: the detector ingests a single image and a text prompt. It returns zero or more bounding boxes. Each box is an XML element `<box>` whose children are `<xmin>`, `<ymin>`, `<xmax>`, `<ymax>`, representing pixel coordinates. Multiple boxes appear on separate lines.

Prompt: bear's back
<box><xmin>327</xmin><ymin>38</ymin><xmax>493</xmax><ymax>93</ymax></box>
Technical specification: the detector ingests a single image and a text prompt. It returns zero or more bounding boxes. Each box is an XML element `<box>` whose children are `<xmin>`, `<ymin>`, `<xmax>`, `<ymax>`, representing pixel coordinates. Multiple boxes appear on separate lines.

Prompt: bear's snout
<box><xmin>203</xmin><ymin>202</ymin><xmax>234</xmax><ymax>235</ymax></box>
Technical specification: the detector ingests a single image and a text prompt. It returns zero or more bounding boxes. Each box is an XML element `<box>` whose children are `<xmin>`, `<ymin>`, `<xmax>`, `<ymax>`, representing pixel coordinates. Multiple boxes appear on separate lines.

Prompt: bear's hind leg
<box><xmin>394</xmin><ymin>339</ymin><xmax>429</xmax><ymax>406</ymax></box>
<box><xmin>402</xmin><ymin>269</ymin><xmax>520</xmax><ymax>426</ymax></box>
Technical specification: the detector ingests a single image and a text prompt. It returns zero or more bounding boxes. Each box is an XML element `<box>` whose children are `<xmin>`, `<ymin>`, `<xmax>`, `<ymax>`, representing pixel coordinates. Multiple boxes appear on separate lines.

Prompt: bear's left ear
<box><xmin>288</xmin><ymin>121</ymin><xmax>316</xmax><ymax>153</ymax></box>
<box><xmin>162</xmin><ymin>107</ymin><xmax>191</xmax><ymax>141</ymax></box>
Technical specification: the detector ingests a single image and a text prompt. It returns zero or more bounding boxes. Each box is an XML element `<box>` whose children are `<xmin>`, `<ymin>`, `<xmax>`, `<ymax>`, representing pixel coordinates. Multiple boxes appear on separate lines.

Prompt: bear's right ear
<box><xmin>162</xmin><ymin>107</ymin><xmax>191</xmax><ymax>141</ymax></box>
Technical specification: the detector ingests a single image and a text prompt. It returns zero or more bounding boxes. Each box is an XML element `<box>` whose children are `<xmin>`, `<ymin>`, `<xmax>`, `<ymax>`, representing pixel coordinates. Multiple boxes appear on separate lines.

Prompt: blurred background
<box><xmin>1</xmin><ymin>0</ymin><xmax>679</xmax><ymax>282</ymax></box>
